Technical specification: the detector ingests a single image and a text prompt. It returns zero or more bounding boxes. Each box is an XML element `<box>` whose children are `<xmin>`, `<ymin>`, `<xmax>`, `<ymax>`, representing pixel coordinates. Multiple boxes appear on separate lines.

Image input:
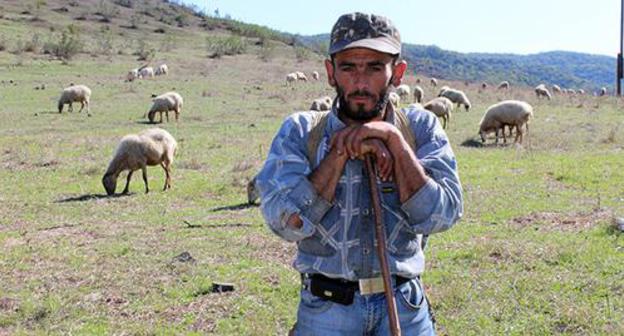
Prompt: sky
<box><xmin>185</xmin><ymin>0</ymin><xmax>620</xmax><ymax>57</ymax></box>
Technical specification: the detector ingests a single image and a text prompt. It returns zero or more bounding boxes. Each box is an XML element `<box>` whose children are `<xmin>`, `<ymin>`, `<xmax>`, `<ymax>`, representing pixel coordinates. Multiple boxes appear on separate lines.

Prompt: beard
<box><xmin>336</xmin><ymin>85</ymin><xmax>391</xmax><ymax>122</ymax></box>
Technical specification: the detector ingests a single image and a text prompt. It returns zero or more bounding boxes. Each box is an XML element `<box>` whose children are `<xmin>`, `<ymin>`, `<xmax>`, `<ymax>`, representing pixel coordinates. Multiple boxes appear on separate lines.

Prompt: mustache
<box><xmin>347</xmin><ymin>90</ymin><xmax>375</xmax><ymax>99</ymax></box>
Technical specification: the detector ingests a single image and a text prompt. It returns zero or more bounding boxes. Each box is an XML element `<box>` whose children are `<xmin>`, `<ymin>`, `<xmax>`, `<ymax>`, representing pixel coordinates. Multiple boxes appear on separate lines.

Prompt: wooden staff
<box><xmin>365</xmin><ymin>155</ymin><xmax>401</xmax><ymax>336</ymax></box>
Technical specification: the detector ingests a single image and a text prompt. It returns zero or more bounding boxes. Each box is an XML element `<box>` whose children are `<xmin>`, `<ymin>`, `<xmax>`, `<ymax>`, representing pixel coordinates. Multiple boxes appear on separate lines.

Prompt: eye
<box><xmin>340</xmin><ymin>65</ymin><xmax>354</xmax><ymax>72</ymax></box>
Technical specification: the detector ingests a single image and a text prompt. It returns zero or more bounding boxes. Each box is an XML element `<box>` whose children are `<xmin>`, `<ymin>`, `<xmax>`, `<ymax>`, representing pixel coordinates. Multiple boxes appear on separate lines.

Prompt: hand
<box><xmin>359</xmin><ymin>139</ymin><xmax>394</xmax><ymax>181</ymax></box>
<box><xmin>331</xmin><ymin>122</ymin><xmax>400</xmax><ymax>160</ymax></box>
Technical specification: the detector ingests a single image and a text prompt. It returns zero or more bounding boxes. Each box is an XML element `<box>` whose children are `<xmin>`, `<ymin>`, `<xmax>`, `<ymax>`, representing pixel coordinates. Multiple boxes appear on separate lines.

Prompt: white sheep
<box><xmin>102</xmin><ymin>128</ymin><xmax>177</xmax><ymax>195</ymax></box>
<box><xmin>438</xmin><ymin>87</ymin><xmax>471</xmax><ymax>112</ymax></box>
<box><xmin>413</xmin><ymin>85</ymin><xmax>424</xmax><ymax>103</ymax></box>
<box><xmin>395</xmin><ymin>84</ymin><xmax>411</xmax><ymax>101</ymax></box>
<box><xmin>139</xmin><ymin>66</ymin><xmax>155</xmax><ymax>79</ymax></box>
<box><xmin>430</xmin><ymin>77</ymin><xmax>438</xmax><ymax>87</ymax></box>
<box><xmin>497</xmin><ymin>81</ymin><xmax>510</xmax><ymax>90</ymax></box>
<box><xmin>311</xmin><ymin>71</ymin><xmax>320</xmax><ymax>80</ymax></box>
<box><xmin>552</xmin><ymin>85</ymin><xmax>562</xmax><ymax>94</ymax></box>
<box><xmin>388</xmin><ymin>91</ymin><xmax>400</xmax><ymax>108</ymax></box>
<box><xmin>310</xmin><ymin>96</ymin><xmax>333</xmax><ymax>111</ymax></box>
<box><xmin>58</xmin><ymin>84</ymin><xmax>91</xmax><ymax>113</ymax></box>
<box><xmin>424</xmin><ymin>97</ymin><xmax>453</xmax><ymax>129</ymax></box>
<box><xmin>535</xmin><ymin>84</ymin><xmax>552</xmax><ymax>100</ymax></box>
<box><xmin>295</xmin><ymin>71</ymin><xmax>308</xmax><ymax>81</ymax></box>
<box><xmin>286</xmin><ymin>73</ymin><xmax>297</xmax><ymax>84</ymax></box>
<box><xmin>437</xmin><ymin>85</ymin><xmax>450</xmax><ymax>96</ymax></box>
<box><xmin>127</xmin><ymin>68</ymin><xmax>140</xmax><ymax>82</ymax></box>
<box><xmin>479</xmin><ymin>100</ymin><xmax>533</xmax><ymax>145</ymax></box>
<box><xmin>577</xmin><ymin>89</ymin><xmax>585</xmax><ymax>95</ymax></box>
<box><xmin>155</xmin><ymin>64</ymin><xmax>169</xmax><ymax>76</ymax></box>
<box><xmin>599</xmin><ymin>87</ymin><xmax>607</xmax><ymax>96</ymax></box>
<box><xmin>147</xmin><ymin>92</ymin><xmax>183</xmax><ymax>123</ymax></box>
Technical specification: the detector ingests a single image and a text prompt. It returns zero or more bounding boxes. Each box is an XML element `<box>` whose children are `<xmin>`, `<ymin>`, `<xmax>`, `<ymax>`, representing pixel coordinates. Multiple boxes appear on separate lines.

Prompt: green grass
<box><xmin>1</xmin><ymin>2</ymin><xmax>623</xmax><ymax>335</ymax></box>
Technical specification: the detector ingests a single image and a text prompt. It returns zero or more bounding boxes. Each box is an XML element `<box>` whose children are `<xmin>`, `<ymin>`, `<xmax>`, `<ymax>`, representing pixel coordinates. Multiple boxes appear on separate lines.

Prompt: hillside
<box><xmin>299</xmin><ymin>34</ymin><xmax>615</xmax><ymax>91</ymax></box>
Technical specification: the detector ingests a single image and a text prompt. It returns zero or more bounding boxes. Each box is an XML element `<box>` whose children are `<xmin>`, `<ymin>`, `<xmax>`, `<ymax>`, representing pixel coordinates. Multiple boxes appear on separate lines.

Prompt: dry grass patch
<box><xmin>510</xmin><ymin>208</ymin><xmax>612</xmax><ymax>232</ymax></box>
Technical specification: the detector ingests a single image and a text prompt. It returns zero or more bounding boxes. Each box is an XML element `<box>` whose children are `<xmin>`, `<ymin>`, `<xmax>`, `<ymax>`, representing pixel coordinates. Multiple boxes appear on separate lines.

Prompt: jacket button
<box><xmin>362</xmin><ymin>209</ymin><xmax>370</xmax><ymax>216</ymax></box>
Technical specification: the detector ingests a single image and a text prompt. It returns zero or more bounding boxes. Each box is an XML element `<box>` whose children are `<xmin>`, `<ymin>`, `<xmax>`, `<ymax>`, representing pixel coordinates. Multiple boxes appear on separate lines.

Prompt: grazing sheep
<box><xmin>58</xmin><ymin>84</ymin><xmax>91</xmax><ymax>113</ymax></box>
<box><xmin>388</xmin><ymin>91</ymin><xmax>400</xmax><ymax>108</ymax></box>
<box><xmin>102</xmin><ymin>128</ymin><xmax>177</xmax><ymax>195</ymax></box>
<box><xmin>247</xmin><ymin>175</ymin><xmax>259</xmax><ymax>204</ymax></box>
<box><xmin>437</xmin><ymin>85</ymin><xmax>450</xmax><ymax>96</ymax></box>
<box><xmin>155</xmin><ymin>64</ymin><xmax>169</xmax><ymax>76</ymax></box>
<box><xmin>438</xmin><ymin>88</ymin><xmax>471</xmax><ymax>112</ymax></box>
<box><xmin>552</xmin><ymin>85</ymin><xmax>562</xmax><ymax>94</ymax></box>
<box><xmin>535</xmin><ymin>84</ymin><xmax>552</xmax><ymax>100</ymax></box>
<box><xmin>430</xmin><ymin>77</ymin><xmax>438</xmax><ymax>87</ymax></box>
<box><xmin>310</xmin><ymin>96</ymin><xmax>333</xmax><ymax>111</ymax></box>
<box><xmin>497</xmin><ymin>81</ymin><xmax>510</xmax><ymax>90</ymax></box>
<box><xmin>295</xmin><ymin>71</ymin><xmax>308</xmax><ymax>81</ymax></box>
<box><xmin>423</xmin><ymin>97</ymin><xmax>453</xmax><ymax>129</ymax></box>
<box><xmin>577</xmin><ymin>89</ymin><xmax>585</xmax><ymax>95</ymax></box>
<box><xmin>599</xmin><ymin>87</ymin><xmax>607</xmax><ymax>96</ymax></box>
<box><xmin>311</xmin><ymin>71</ymin><xmax>320</xmax><ymax>80</ymax></box>
<box><xmin>395</xmin><ymin>84</ymin><xmax>411</xmax><ymax>101</ymax></box>
<box><xmin>147</xmin><ymin>92</ymin><xmax>183</xmax><ymax>123</ymax></box>
<box><xmin>139</xmin><ymin>66</ymin><xmax>155</xmax><ymax>79</ymax></box>
<box><xmin>286</xmin><ymin>73</ymin><xmax>297</xmax><ymax>84</ymax></box>
<box><xmin>479</xmin><ymin>100</ymin><xmax>533</xmax><ymax>145</ymax></box>
<box><xmin>127</xmin><ymin>68</ymin><xmax>140</xmax><ymax>82</ymax></box>
<box><xmin>413</xmin><ymin>85</ymin><xmax>424</xmax><ymax>103</ymax></box>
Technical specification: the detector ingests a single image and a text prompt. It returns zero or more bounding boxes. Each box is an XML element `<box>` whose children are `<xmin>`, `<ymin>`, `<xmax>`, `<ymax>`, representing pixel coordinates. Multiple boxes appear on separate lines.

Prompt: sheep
<box><xmin>295</xmin><ymin>71</ymin><xmax>308</xmax><ymax>81</ymax></box>
<box><xmin>497</xmin><ymin>81</ymin><xmax>510</xmax><ymax>90</ymax></box>
<box><xmin>58</xmin><ymin>84</ymin><xmax>91</xmax><ymax>114</ymax></box>
<box><xmin>413</xmin><ymin>85</ymin><xmax>424</xmax><ymax>103</ymax></box>
<box><xmin>535</xmin><ymin>84</ymin><xmax>552</xmax><ymax>100</ymax></box>
<box><xmin>481</xmin><ymin>82</ymin><xmax>488</xmax><ymax>90</ymax></box>
<box><xmin>286</xmin><ymin>73</ymin><xmax>297</xmax><ymax>84</ymax></box>
<box><xmin>599</xmin><ymin>87</ymin><xmax>607</xmax><ymax>96</ymax></box>
<box><xmin>437</xmin><ymin>85</ymin><xmax>450</xmax><ymax>96</ymax></box>
<box><xmin>310</xmin><ymin>96</ymin><xmax>333</xmax><ymax>111</ymax></box>
<box><xmin>102</xmin><ymin>128</ymin><xmax>177</xmax><ymax>196</ymax></box>
<box><xmin>388</xmin><ymin>91</ymin><xmax>400</xmax><ymax>108</ymax></box>
<box><xmin>311</xmin><ymin>71</ymin><xmax>320</xmax><ymax>80</ymax></box>
<box><xmin>147</xmin><ymin>91</ymin><xmax>183</xmax><ymax>123</ymax></box>
<box><xmin>127</xmin><ymin>68</ymin><xmax>140</xmax><ymax>82</ymax></box>
<box><xmin>479</xmin><ymin>100</ymin><xmax>533</xmax><ymax>145</ymax></box>
<box><xmin>423</xmin><ymin>97</ymin><xmax>453</xmax><ymax>129</ymax></box>
<box><xmin>247</xmin><ymin>175</ymin><xmax>259</xmax><ymax>204</ymax></box>
<box><xmin>430</xmin><ymin>77</ymin><xmax>438</xmax><ymax>87</ymax></box>
<box><xmin>438</xmin><ymin>87</ymin><xmax>471</xmax><ymax>112</ymax></box>
<box><xmin>139</xmin><ymin>66</ymin><xmax>155</xmax><ymax>79</ymax></box>
<box><xmin>577</xmin><ymin>89</ymin><xmax>585</xmax><ymax>95</ymax></box>
<box><xmin>155</xmin><ymin>64</ymin><xmax>169</xmax><ymax>76</ymax></box>
<box><xmin>395</xmin><ymin>84</ymin><xmax>411</xmax><ymax>101</ymax></box>
<box><xmin>552</xmin><ymin>85</ymin><xmax>562</xmax><ymax>94</ymax></box>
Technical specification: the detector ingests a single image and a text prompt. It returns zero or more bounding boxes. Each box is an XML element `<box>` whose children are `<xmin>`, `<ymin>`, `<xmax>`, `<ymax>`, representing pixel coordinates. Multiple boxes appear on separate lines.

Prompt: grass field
<box><xmin>1</xmin><ymin>1</ymin><xmax>624</xmax><ymax>335</ymax></box>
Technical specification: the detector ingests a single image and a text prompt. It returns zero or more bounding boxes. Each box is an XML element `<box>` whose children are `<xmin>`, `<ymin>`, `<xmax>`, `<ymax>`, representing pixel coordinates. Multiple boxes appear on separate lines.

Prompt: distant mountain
<box><xmin>297</xmin><ymin>34</ymin><xmax>615</xmax><ymax>90</ymax></box>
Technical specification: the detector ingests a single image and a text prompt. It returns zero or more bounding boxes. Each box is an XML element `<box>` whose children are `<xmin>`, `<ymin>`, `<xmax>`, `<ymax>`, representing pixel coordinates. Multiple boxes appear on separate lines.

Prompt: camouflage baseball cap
<box><xmin>329</xmin><ymin>12</ymin><xmax>401</xmax><ymax>56</ymax></box>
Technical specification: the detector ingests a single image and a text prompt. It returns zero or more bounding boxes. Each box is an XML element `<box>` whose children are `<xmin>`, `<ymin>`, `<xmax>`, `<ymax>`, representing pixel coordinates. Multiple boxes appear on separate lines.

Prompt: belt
<box><xmin>301</xmin><ymin>273</ymin><xmax>412</xmax><ymax>305</ymax></box>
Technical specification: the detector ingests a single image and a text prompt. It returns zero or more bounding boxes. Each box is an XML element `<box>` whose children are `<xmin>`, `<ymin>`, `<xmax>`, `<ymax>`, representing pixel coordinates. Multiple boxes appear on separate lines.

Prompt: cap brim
<box><xmin>329</xmin><ymin>37</ymin><xmax>401</xmax><ymax>55</ymax></box>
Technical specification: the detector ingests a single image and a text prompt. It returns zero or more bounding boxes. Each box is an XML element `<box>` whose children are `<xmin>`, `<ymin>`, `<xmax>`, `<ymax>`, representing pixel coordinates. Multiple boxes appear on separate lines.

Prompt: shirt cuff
<box><xmin>400</xmin><ymin>178</ymin><xmax>438</xmax><ymax>223</ymax></box>
<box><xmin>286</xmin><ymin>177</ymin><xmax>334</xmax><ymax>225</ymax></box>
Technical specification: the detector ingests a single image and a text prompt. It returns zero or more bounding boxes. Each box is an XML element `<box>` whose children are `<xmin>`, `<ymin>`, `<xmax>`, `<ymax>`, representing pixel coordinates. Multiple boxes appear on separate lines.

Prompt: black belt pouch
<box><xmin>309</xmin><ymin>275</ymin><xmax>356</xmax><ymax>305</ymax></box>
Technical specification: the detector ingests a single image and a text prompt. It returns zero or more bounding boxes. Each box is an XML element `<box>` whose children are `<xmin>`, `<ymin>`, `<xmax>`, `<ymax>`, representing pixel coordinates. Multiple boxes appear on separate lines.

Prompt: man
<box><xmin>256</xmin><ymin>12</ymin><xmax>463</xmax><ymax>335</ymax></box>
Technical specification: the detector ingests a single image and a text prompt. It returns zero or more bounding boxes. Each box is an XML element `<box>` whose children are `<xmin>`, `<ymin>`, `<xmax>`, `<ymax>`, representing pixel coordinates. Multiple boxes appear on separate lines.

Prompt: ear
<box><xmin>390</xmin><ymin>60</ymin><xmax>408</xmax><ymax>87</ymax></box>
<box><xmin>324</xmin><ymin>59</ymin><xmax>337</xmax><ymax>87</ymax></box>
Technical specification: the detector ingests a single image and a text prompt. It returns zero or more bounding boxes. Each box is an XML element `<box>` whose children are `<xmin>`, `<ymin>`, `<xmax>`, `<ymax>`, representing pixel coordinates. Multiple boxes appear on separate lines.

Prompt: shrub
<box><xmin>113</xmin><ymin>0</ymin><xmax>134</xmax><ymax>8</ymax></box>
<box><xmin>43</xmin><ymin>24</ymin><xmax>83</xmax><ymax>60</ymax></box>
<box><xmin>133</xmin><ymin>38</ymin><xmax>155</xmax><ymax>61</ymax></box>
<box><xmin>205</xmin><ymin>35</ymin><xmax>247</xmax><ymax>58</ymax></box>
<box><xmin>257</xmin><ymin>40</ymin><xmax>276</xmax><ymax>62</ymax></box>
<box><xmin>294</xmin><ymin>46</ymin><xmax>310</xmax><ymax>63</ymax></box>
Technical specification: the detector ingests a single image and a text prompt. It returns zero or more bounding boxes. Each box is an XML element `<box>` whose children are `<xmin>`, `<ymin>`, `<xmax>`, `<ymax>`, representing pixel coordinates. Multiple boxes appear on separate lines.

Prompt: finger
<box><xmin>345</xmin><ymin>127</ymin><xmax>361</xmax><ymax>159</ymax></box>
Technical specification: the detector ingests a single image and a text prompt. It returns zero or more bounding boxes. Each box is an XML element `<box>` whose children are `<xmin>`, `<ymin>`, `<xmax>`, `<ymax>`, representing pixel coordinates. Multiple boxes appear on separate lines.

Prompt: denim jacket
<box><xmin>256</xmin><ymin>106</ymin><xmax>463</xmax><ymax>280</ymax></box>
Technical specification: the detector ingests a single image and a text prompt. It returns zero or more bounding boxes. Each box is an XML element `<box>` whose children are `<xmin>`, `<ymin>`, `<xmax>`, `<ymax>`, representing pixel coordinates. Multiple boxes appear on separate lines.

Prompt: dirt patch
<box><xmin>510</xmin><ymin>208</ymin><xmax>612</xmax><ymax>232</ymax></box>
<box><xmin>245</xmin><ymin>233</ymin><xmax>295</xmax><ymax>266</ymax></box>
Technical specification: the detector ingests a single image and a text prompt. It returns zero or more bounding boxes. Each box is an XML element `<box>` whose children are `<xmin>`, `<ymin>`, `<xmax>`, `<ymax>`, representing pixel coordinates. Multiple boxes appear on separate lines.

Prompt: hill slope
<box><xmin>299</xmin><ymin>34</ymin><xmax>615</xmax><ymax>91</ymax></box>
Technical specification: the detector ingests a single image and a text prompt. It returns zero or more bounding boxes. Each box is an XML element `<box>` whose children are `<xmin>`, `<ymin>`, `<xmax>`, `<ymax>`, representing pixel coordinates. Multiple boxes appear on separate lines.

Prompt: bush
<box><xmin>294</xmin><ymin>46</ymin><xmax>310</xmax><ymax>63</ymax></box>
<box><xmin>206</xmin><ymin>35</ymin><xmax>247</xmax><ymax>58</ymax></box>
<box><xmin>257</xmin><ymin>40</ymin><xmax>276</xmax><ymax>62</ymax></box>
<box><xmin>95</xmin><ymin>27</ymin><xmax>114</xmax><ymax>55</ymax></box>
<box><xmin>43</xmin><ymin>24</ymin><xmax>83</xmax><ymax>60</ymax></box>
<box><xmin>113</xmin><ymin>0</ymin><xmax>134</xmax><ymax>8</ymax></box>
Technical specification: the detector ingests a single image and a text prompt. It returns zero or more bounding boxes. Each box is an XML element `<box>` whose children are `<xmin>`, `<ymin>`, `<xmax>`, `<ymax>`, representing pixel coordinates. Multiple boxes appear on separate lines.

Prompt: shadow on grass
<box><xmin>460</xmin><ymin>138</ymin><xmax>484</xmax><ymax>148</ymax></box>
<box><xmin>135</xmin><ymin>120</ymin><xmax>156</xmax><ymax>125</ymax></box>
<box><xmin>55</xmin><ymin>193</ymin><xmax>134</xmax><ymax>203</ymax></box>
<box><xmin>210</xmin><ymin>202</ymin><xmax>258</xmax><ymax>212</ymax></box>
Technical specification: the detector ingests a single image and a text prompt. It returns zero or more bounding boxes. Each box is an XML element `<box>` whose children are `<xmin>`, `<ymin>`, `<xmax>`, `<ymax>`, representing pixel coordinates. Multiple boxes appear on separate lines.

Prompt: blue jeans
<box><xmin>294</xmin><ymin>277</ymin><xmax>435</xmax><ymax>336</ymax></box>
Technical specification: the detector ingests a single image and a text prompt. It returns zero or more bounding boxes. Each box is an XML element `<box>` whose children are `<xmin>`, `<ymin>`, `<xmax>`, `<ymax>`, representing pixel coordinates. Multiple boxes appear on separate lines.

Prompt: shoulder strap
<box><xmin>306</xmin><ymin>111</ymin><xmax>331</xmax><ymax>166</ymax></box>
<box><xmin>393</xmin><ymin>108</ymin><xmax>417</xmax><ymax>152</ymax></box>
